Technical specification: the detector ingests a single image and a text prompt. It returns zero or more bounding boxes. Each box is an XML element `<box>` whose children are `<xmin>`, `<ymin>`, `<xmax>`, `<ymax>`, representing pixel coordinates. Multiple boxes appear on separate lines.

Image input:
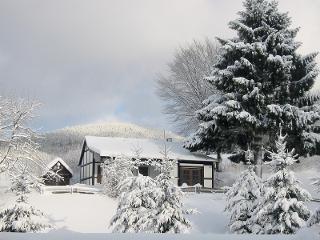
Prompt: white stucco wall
<box><xmin>170</xmin><ymin>162</ymin><xmax>178</xmax><ymax>178</ymax></box>
<box><xmin>204</xmin><ymin>165</ymin><xmax>213</xmax><ymax>188</ymax></box>
<box><xmin>204</xmin><ymin>179</ymin><xmax>212</xmax><ymax>188</ymax></box>
<box><xmin>204</xmin><ymin>165</ymin><xmax>213</xmax><ymax>178</ymax></box>
<box><xmin>171</xmin><ymin>177</ymin><xmax>178</xmax><ymax>185</ymax></box>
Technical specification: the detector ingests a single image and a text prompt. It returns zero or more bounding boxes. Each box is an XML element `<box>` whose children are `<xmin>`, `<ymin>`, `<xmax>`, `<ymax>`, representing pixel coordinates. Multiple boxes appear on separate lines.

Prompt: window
<box><xmin>138</xmin><ymin>166</ymin><xmax>149</xmax><ymax>176</ymax></box>
<box><xmin>179</xmin><ymin>166</ymin><xmax>203</xmax><ymax>186</ymax></box>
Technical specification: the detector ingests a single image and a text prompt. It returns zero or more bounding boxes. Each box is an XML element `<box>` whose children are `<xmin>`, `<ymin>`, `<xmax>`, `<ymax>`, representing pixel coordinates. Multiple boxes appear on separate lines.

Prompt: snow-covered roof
<box><xmin>46</xmin><ymin>158</ymin><xmax>74</xmax><ymax>175</ymax></box>
<box><xmin>84</xmin><ymin>136</ymin><xmax>216</xmax><ymax>162</ymax></box>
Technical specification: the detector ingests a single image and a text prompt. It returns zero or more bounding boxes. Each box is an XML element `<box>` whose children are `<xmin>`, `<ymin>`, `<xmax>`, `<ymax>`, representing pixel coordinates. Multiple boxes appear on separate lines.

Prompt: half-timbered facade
<box><xmin>79</xmin><ymin>143</ymin><xmax>104</xmax><ymax>185</ymax></box>
<box><xmin>78</xmin><ymin>136</ymin><xmax>217</xmax><ymax>188</ymax></box>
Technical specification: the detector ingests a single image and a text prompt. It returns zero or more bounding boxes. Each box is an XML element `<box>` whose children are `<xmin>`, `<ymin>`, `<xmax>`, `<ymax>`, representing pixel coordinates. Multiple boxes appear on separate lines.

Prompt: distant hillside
<box><xmin>39</xmin><ymin>122</ymin><xmax>182</xmax><ymax>183</ymax></box>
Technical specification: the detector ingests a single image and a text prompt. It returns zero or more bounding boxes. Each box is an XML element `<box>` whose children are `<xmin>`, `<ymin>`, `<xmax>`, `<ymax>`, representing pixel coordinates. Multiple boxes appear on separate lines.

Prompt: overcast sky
<box><xmin>0</xmin><ymin>0</ymin><xmax>319</xmax><ymax>132</ymax></box>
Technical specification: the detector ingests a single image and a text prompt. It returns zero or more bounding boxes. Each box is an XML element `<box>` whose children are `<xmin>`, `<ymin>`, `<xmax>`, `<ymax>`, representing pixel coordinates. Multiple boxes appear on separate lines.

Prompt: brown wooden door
<box><xmin>179</xmin><ymin>167</ymin><xmax>203</xmax><ymax>186</ymax></box>
<box><xmin>97</xmin><ymin>165</ymin><xmax>102</xmax><ymax>184</ymax></box>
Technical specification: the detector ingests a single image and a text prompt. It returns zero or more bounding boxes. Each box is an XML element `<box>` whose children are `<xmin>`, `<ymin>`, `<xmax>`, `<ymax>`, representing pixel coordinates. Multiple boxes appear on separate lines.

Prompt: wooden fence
<box><xmin>41</xmin><ymin>185</ymin><xmax>102</xmax><ymax>194</ymax></box>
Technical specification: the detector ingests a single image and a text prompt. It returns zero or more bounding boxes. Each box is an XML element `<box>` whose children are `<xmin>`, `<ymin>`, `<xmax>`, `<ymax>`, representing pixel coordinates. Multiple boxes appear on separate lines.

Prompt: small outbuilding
<box><xmin>43</xmin><ymin>158</ymin><xmax>73</xmax><ymax>186</ymax></box>
<box><xmin>78</xmin><ymin>136</ymin><xmax>218</xmax><ymax>189</ymax></box>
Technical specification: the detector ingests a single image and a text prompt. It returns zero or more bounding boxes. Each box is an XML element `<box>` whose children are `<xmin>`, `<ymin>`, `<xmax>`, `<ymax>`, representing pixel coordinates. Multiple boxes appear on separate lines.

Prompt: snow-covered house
<box><xmin>43</xmin><ymin>158</ymin><xmax>73</xmax><ymax>185</ymax></box>
<box><xmin>78</xmin><ymin>136</ymin><xmax>217</xmax><ymax>188</ymax></box>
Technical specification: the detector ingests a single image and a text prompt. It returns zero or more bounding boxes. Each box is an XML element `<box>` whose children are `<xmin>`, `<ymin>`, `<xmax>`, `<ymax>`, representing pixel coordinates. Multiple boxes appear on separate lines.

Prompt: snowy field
<box><xmin>0</xmin><ymin>191</ymin><xmax>319</xmax><ymax>239</ymax></box>
<box><xmin>1</xmin><ymin>156</ymin><xmax>320</xmax><ymax>239</ymax></box>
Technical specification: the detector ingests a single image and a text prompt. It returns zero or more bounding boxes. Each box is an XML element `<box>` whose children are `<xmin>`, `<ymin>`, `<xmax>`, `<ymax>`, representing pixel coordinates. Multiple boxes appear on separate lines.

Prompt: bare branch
<box><xmin>156</xmin><ymin>38</ymin><xmax>221</xmax><ymax>135</ymax></box>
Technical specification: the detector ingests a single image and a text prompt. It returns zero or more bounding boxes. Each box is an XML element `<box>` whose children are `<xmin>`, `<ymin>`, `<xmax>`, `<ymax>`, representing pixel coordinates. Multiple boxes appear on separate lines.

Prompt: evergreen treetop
<box><xmin>186</xmin><ymin>0</ymin><xmax>319</xmax><ymax>156</ymax></box>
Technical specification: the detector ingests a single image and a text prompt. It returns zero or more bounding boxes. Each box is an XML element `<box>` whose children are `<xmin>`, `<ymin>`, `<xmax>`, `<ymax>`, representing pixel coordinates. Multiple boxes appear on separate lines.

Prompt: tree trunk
<box><xmin>253</xmin><ymin>147</ymin><xmax>263</xmax><ymax>178</ymax></box>
<box><xmin>259</xmin><ymin>147</ymin><xmax>264</xmax><ymax>178</ymax></box>
<box><xmin>216</xmin><ymin>149</ymin><xmax>222</xmax><ymax>172</ymax></box>
<box><xmin>253</xmin><ymin>149</ymin><xmax>259</xmax><ymax>177</ymax></box>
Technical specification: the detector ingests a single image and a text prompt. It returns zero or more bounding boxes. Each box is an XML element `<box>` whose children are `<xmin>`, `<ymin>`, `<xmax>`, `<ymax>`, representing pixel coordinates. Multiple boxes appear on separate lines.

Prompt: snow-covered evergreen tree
<box><xmin>185</xmin><ymin>0</ymin><xmax>319</xmax><ymax>159</ymax></box>
<box><xmin>101</xmin><ymin>155</ymin><xmax>134</xmax><ymax>198</ymax></box>
<box><xmin>252</xmin><ymin>130</ymin><xmax>311</xmax><ymax>234</ymax></box>
<box><xmin>110</xmin><ymin>148</ymin><xmax>191</xmax><ymax>233</ymax></box>
<box><xmin>152</xmin><ymin>154</ymin><xmax>191</xmax><ymax>233</ymax></box>
<box><xmin>0</xmin><ymin>197</ymin><xmax>51</xmax><ymax>232</ymax></box>
<box><xmin>307</xmin><ymin>177</ymin><xmax>320</xmax><ymax>229</ymax></box>
<box><xmin>308</xmin><ymin>210</ymin><xmax>320</xmax><ymax>229</ymax></box>
<box><xmin>0</xmin><ymin>163</ymin><xmax>51</xmax><ymax>232</ymax></box>
<box><xmin>110</xmin><ymin>175</ymin><xmax>160</xmax><ymax>233</ymax></box>
<box><xmin>225</xmin><ymin>148</ymin><xmax>262</xmax><ymax>233</ymax></box>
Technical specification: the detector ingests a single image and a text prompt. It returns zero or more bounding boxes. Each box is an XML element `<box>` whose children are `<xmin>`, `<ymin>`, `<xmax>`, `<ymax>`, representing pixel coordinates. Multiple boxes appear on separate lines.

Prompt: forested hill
<box><xmin>39</xmin><ymin>122</ymin><xmax>182</xmax><ymax>182</ymax></box>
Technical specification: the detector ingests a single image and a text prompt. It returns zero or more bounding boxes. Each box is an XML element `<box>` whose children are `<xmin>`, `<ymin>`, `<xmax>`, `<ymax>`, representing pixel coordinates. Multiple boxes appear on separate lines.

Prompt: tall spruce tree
<box><xmin>185</xmin><ymin>0</ymin><xmax>319</xmax><ymax>159</ymax></box>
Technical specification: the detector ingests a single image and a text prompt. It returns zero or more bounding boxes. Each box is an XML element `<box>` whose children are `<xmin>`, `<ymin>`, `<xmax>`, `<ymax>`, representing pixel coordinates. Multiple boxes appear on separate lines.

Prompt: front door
<box><xmin>179</xmin><ymin>166</ymin><xmax>203</xmax><ymax>186</ymax></box>
<box><xmin>97</xmin><ymin>165</ymin><xmax>102</xmax><ymax>184</ymax></box>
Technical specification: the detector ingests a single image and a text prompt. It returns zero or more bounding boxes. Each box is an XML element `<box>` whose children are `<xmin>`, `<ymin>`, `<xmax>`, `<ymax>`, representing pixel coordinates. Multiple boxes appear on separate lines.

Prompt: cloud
<box><xmin>0</xmin><ymin>0</ymin><xmax>318</xmax><ymax>132</ymax></box>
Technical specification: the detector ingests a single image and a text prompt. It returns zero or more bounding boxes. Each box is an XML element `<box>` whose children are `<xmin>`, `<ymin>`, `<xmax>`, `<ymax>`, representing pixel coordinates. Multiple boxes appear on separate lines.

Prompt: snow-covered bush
<box><xmin>101</xmin><ymin>155</ymin><xmax>134</xmax><ymax>198</ymax></box>
<box><xmin>307</xmin><ymin>178</ymin><xmax>320</xmax><ymax>230</ymax></box>
<box><xmin>0</xmin><ymin>197</ymin><xmax>51</xmax><ymax>232</ymax></box>
<box><xmin>252</xmin><ymin>131</ymin><xmax>311</xmax><ymax>234</ymax></box>
<box><xmin>225</xmin><ymin>164</ymin><xmax>262</xmax><ymax>233</ymax></box>
<box><xmin>308</xmin><ymin>211</ymin><xmax>320</xmax><ymax>229</ymax></box>
<box><xmin>0</xmin><ymin>164</ymin><xmax>51</xmax><ymax>232</ymax></box>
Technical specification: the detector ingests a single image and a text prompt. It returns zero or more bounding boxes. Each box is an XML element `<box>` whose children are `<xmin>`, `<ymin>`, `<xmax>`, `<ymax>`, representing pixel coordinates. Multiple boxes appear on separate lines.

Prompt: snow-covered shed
<box><xmin>78</xmin><ymin>136</ymin><xmax>217</xmax><ymax>188</ymax></box>
<box><xmin>43</xmin><ymin>158</ymin><xmax>73</xmax><ymax>186</ymax></box>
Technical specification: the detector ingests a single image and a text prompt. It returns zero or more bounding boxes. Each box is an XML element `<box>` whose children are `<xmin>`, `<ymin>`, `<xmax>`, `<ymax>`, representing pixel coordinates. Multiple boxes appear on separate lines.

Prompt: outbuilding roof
<box><xmin>46</xmin><ymin>157</ymin><xmax>74</xmax><ymax>176</ymax></box>
<box><xmin>81</xmin><ymin>136</ymin><xmax>216</xmax><ymax>163</ymax></box>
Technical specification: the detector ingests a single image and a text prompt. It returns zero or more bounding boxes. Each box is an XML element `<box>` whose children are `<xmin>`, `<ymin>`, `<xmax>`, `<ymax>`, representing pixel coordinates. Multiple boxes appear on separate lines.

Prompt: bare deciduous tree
<box><xmin>157</xmin><ymin>38</ymin><xmax>220</xmax><ymax>135</ymax></box>
<box><xmin>0</xmin><ymin>97</ymin><xmax>42</xmax><ymax>174</ymax></box>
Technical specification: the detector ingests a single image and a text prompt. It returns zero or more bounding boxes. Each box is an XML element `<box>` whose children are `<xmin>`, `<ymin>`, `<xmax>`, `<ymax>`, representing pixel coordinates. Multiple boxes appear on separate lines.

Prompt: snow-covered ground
<box><xmin>184</xmin><ymin>193</ymin><xmax>228</xmax><ymax>234</ymax></box>
<box><xmin>30</xmin><ymin>193</ymin><xmax>117</xmax><ymax>233</ymax></box>
<box><xmin>0</xmin><ymin>191</ymin><xmax>319</xmax><ymax>239</ymax></box>
<box><xmin>2</xmin><ymin>191</ymin><xmax>227</xmax><ymax>234</ymax></box>
<box><xmin>0</xmin><ymin>231</ymin><xmax>318</xmax><ymax>240</ymax></box>
<box><xmin>1</xmin><ymin>155</ymin><xmax>320</xmax><ymax>239</ymax></box>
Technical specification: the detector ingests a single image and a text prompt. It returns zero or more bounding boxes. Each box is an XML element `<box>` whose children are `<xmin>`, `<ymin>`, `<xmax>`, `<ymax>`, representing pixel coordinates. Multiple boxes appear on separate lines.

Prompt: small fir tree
<box><xmin>252</xmin><ymin>130</ymin><xmax>311</xmax><ymax>234</ymax></box>
<box><xmin>110</xmin><ymin>149</ymin><xmax>191</xmax><ymax>233</ymax></box>
<box><xmin>225</xmin><ymin>148</ymin><xmax>263</xmax><ymax>233</ymax></box>
<box><xmin>153</xmin><ymin>156</ymin><xmax>191</xmax><ymax>233</ymax></box>
<box><xmin>110</xmin><ymin>175</ymin><xmax>160</xmax><ymax>233</ymax></box>
<box><xmin>0</xmin><ymin>166</ymin><xmax>51</xmax><ymax>232</ymax></box>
